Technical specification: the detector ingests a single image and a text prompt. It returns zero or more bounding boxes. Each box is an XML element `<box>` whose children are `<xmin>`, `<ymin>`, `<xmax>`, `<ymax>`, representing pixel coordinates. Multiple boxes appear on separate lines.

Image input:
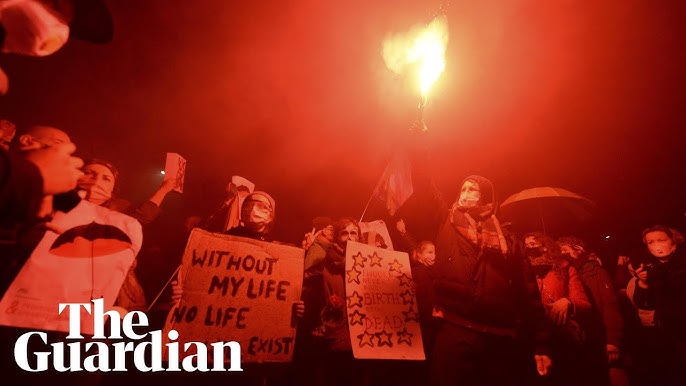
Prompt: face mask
<box><xmin>458</xmin><ymin>190</ymin><xmax>481</xmax><ymax>209</ymax></box>
<box><xmin>81</xmin><ymin>183</ymin><xmax>111</xmax><ymax>204</ymax></box>
<box><xmin>560</xmin><ymin>252</ymin><xmax>574</xmax><ymax>262</ymax></box>
<box><xmin>0</xmin><ymin>0</ymin><xmax>70</xmax><ymax>57</ymax></box>
<box><xmin>248</xmin><ymin>206</ymin><xmax>270</xmax><ymax>224</ymax></box>
<box><xmin>525</xmin><ymin>246</ymin><xmax>545</xmax><ymax>258</ymax></box>
<box><xmin>421</xmin><ymin>254</ymin><xmax>436</xmax><ymax>267</ymax></box>
<box><xmin>648</xmin><ymin>243</ymin><xmax>676</xmax><ymax>258</ymax></box>
<box><xmin>243</xmin><ymin>204</ymin><xmax>272</xmax><ymax>227</ymax></box>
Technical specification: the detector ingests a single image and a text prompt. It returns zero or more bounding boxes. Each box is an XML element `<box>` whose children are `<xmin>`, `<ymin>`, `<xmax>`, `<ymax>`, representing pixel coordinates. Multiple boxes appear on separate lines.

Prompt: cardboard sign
<box><xmin>359</xmin><ymin>220</ymin><xmax>394</xmax><ymax>251</ymax></box>
<box><xmin>230</xmin><ymin>175</ymin><xmax>255</xmax><ymax>193</ymax></box>
<box><xmin>345</xmin><ymin>241</ymin><xmax>424</xmax><ymax>360</ymax></box>
<box><xmin>164</xmin><ymin>152</ymin><xmax>186</xmax><ymax>193</ymax></box>
<box><xmin>0</xmin><ymin>200</ymin><xmax>142</xmax><ymax>334</ymax></box>
<box><xmin>163</xmin><ymin>229</ymin><xmax>304</xmax><ymax>363</ymax></box>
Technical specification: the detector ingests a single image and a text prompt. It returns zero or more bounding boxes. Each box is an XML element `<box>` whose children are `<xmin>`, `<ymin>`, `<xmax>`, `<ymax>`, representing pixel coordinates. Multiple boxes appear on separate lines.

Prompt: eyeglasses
<box><xmin>340</xmin><ymin>230</ymin><xmax>359</xmax><ymax>237</ymax></box>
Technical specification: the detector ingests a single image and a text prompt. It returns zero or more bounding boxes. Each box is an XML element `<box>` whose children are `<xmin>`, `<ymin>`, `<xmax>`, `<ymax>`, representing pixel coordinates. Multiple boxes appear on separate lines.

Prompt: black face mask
<box><xmin>560</xmin><ymin>252</ymin><xmax>574</xmax><ymax>262</ymax></box>
<box><xmin>532</xmin><ymin>264</ymin><xmax>552</xmax><ymax>278</ymax></box>
<box><xmin>525</xmin><ymin>246</ymin><xmax>545</xmax><ymax>258</ymax></box>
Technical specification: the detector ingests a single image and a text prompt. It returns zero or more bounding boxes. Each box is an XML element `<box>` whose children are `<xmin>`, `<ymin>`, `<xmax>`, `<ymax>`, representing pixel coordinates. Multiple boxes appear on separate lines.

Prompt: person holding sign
<box><xmin>168</xmin><ymin>191</ymin><xmax>304</xmax><ymax>384</ymax></box>
<box><xmin>78</xmin><ymin>159</ymin><xmax>177</xmax><ymax>226</ymax></box>
<box><xmin>77</xmin><ymin>159</ymin><xmax>178</xmax><ymax>313</ymax></box>
<box><xmin>308</xmin><ymin>217</ymin><xmax>371</xmax><ymax>386</ymax></box>
<box><xmin>171</xmin><ymin>191</ymin><xmax>279</xmax><ymax>300</ymax></box>
<box><xmin>224</xmin><ymin>191</ymin><xmax>277</xmax><ymax>241</ymax></box>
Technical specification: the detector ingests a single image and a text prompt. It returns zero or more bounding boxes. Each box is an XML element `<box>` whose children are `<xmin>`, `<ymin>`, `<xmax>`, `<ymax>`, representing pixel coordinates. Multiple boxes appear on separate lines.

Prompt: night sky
<box><xmin>1</xmin><ymin>0</ymin><xmax>684</xmax><ymax>257</ymax></box>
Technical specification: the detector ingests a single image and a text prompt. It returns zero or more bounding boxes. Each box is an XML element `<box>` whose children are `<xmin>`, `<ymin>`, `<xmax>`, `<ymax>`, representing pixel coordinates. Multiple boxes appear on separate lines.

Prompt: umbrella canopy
<box><xmin>500</xmin><ymin>187</ymin><xmax>595</xmax><ymax>234</ymax></box>
<box><xmin>49</xmin><ymin>221</ymin><xmax>133</xmax><ymax>257</ymax></box>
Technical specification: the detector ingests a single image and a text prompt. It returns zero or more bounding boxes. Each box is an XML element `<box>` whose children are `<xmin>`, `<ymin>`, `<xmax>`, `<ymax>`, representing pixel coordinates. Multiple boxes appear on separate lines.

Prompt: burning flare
<box><xmin>382</xmin><ymin>16</ymin><xmax>449</xmax><ymax>99</ymax></box>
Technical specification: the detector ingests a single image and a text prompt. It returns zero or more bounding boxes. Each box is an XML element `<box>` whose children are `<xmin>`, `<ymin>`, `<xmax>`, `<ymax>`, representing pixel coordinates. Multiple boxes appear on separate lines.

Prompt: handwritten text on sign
<box><xmin>345</xmin><ymin>241</ymin><xmax>424</xmax><ymax>360</ymax></box>
<box><xmin>163</xmin><ymin>229</ymin><xmax>304</xmax><ymax>363</ymax></box>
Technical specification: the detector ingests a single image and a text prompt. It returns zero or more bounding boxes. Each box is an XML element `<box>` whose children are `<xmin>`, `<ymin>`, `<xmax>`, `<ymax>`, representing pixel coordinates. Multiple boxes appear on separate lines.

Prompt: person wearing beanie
<box><xmin>224</xmin><ymin>191</ymin><xmax>275</xmax><ymax>242</ymax></box>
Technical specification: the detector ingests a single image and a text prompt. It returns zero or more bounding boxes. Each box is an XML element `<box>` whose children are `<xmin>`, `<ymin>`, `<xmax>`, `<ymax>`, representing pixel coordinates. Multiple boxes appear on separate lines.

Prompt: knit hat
<box><xmin>244</xmin><ymin>191</ymin><xmax>276</xmax><ymax>213</ymax></box>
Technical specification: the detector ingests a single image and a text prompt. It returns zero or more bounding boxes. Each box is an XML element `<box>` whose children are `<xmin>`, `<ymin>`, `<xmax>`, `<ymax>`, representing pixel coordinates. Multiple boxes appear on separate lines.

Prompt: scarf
<box><xmin>449</xmin><ymin>207</ymin><xmax>508</xmax><ymax>255</ymax></box>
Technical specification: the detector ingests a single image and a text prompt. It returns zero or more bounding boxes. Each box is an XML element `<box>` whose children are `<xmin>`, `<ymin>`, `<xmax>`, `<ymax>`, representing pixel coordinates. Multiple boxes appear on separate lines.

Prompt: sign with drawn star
<box><xmin>345</xmin><ymin>241</ymin><xmax>425</xmax><ymax>360</ymax></box>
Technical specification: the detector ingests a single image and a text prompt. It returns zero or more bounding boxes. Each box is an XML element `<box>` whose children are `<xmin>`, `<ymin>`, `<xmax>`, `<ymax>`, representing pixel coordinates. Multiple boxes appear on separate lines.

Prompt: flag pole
<box><xmin>146</xmin><ymin>265</ymin><xmax>181</xmax><ymax>313</ymax></box>
<box><xmin>360</xmin><ymin>161</ymin><xmax>389</xmax><ymax>223</ymax></box>
<box><xmin>359</xmin><ymin>190</ymin><xmax>376</xmax><ymax>223</ymax></box>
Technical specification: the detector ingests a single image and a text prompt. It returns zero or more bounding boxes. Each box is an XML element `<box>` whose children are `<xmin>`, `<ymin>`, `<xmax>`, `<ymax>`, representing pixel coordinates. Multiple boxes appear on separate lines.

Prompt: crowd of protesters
<box><xmin>1</xmin><ymin>2</ymin><xmax>685</xmax><ymax>386</ymax></box>
<box><xmin>1</xmin><ymin>120</ymin><xmax>685</xmax><ymax>386</ymax></box>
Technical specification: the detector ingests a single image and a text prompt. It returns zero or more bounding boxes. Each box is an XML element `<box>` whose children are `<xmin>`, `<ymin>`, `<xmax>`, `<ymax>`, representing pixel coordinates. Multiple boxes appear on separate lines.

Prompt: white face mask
<box><xmin>248</xmin><ymin>206</ymin><xmax>271</xmax><ymax>224</ymax></box>
<box><xmin>458</xmin><ymin>190</ymin><xmax>481</xmax><ymax>209</ymax></box>
<box><xmin>82</xmin><ymin>183</ymin><xmax>112</xmax><ymax>204</ymax></box>
<box><xmin>1</xmin><ymin>0</ymin><xmax>70</xmax><ymax>57</ymax></box>
<box><xmin>77</xmin><ymin>164</ymin><xmax>115</xmax><ymax>205</ymax></box>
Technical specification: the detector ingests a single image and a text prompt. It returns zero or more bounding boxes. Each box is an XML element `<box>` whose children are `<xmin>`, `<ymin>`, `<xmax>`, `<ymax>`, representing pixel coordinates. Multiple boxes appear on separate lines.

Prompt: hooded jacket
<box><xmin>572</xmin><ymin>258</ymin><xmax>623</xmax><ymax>348</ymax></box>
<box><xmin>430</xmin><ymin>175</ymin><xmax>549</xmax><ymax>351</ymax></box>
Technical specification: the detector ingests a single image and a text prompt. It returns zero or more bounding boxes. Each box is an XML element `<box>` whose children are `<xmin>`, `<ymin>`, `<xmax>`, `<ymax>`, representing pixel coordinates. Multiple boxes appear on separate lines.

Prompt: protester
<box><xmin>223</xmin><ymin>191</ymin><xmax>276</xmax><ymax>241</ymax></box>
<box><xmin>78</xmin><ymin>158</ymin><xmax>177</xmax><ymax>225</ymax></box>
<box><xmin>1</xmin><ymin>126</ymin><xmax>84</xmax><ymax>291</ymax></box>
<box><xmin>524</xmin><ymin>232</ymin><xmax>590</xmax><ymax>386</ymax></box>
<box><xmin>412</xmin><ymin>241</ymin><xmax>437</xmax><ymax>352</ymax></box>
<box><xmin>413</xmin><ymin>174</ymin><xmax>552</xmax><ymax>386</ymax></box>
<box><xmin>169</xmin><ymin>190</ymin><xmax>303</xmax><ymax>386</ymax></box>
<box><xmin>558</xmin><ymin>236</ymin><xmax>628</xmax><ymax>386</ymax></box>
<box><xmin>302</xmin><ymin>216</ymin><xmax>334</xmax><ymax>269</ymax></box>
<box><xmin>171</xmin><ymin>190</ymin><xmax>280</xmax><ymax>301</ymax></box>
<box><xmin>289</xmin><ymin>216</ymin><xmax>334</xmax><ymax>386</ymax></box>
<box><xmin>0</xmin><ymin>130</ymin><xmax>83</xmax><ymax>226</ymax></box>
<box><xmin>307</xmin><ymin>217</ymin><xmax>368</xmax><ymax>386</ymax></box>
<box><xmin>75</xmin><ymin>158</ymin><xmax>180</xmax><ymax>312</ymax></box>
<box><xmin>627</xmin><ymin>225</ymin><xmax>686</xmax><ymax>386</ymax></box>
<box><xmin>0</xmin><ymin>129</ymin><xmax>138</xmax><ymax>386</ymax></box>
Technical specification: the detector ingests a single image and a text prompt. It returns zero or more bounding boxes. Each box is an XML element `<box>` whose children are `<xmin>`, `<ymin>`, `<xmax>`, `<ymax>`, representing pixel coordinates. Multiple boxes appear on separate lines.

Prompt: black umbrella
<box><xmin>500</xmin><ymin>187</ymin><xmax>595</xmax><ymax>234</ymax></box>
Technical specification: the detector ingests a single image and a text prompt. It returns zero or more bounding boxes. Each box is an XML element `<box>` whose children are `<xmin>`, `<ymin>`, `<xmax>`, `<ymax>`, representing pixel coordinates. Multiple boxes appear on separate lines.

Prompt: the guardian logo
<box><xmin>13</xmin><ymin>298</ymin><xmax>242</xmax><ymax>372</ymax></box>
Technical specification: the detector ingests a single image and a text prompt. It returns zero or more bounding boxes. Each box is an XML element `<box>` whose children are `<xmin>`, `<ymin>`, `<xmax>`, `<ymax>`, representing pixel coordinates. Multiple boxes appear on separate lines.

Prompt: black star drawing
<box><xmin>375</xmin><ymin>330</ymin><xmax>394</xmax><ymax>348</ymax></box>
<box><xmin>348</xmin><ymin>309</ymin><xmax>366</xmax><ymax>326</ymax></box>
<box><xmin>402</xmin><ymin>306</ymin><xmax>419</xmax><ymax>323</ymax></box>
<box><xmin>399</xmin><ymin>290</ymin><xmax>415</xmax><ymax>305</ymax></box>
<box><xmin>368</xmin><ymin>252</ymin><xmax>383</xmax><ymax>268</ymax></box>
<box><xmin>347</xmin><ymin>291</ymin><xmax>363</xmax><ymax>308</ymax></box>
<box><xmin>357</xmin><ymin>331</ymin><xmax>375</xmax><ymax>348</ymax></box>
<box><xmin>352</xmin><ymin>252</ymin><xmax>367</xmax><ymax>268</ymax></box>
<box><xmin>346</xmin><ymin>266</ymin><xmax>362</xmax><ymax>284</ymax></box>
<box><xmin>388</xmin><ymin>259</ymin><xmax>403</xmax><ymax>274</ymax></box>
<box><xmin>396</xmin><ymin>272</ymin><xmax>413</xmax><ymax>287</ymax></box>
<box><xmin>396</xmin><ymin>327</ymin><xmax>414</xmax><ymax>346</ymax></box>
